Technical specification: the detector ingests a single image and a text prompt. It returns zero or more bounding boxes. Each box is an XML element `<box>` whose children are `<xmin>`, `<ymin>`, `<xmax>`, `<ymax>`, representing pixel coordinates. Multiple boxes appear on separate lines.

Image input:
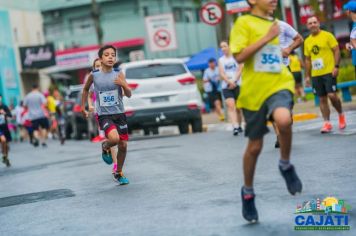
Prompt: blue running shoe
<box><xmin>114</xmin><ymin>172</ymin><xmax>129</xmax><ymax>185</ymax></box>
<box><xmin>101</xmin><ymin>142</ymin><xmax>113</xmax><ymax>165</ymax></box>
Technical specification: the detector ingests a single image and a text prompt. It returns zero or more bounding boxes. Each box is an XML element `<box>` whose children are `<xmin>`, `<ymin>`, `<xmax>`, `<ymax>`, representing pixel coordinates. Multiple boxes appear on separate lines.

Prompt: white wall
<box><xmin>8</xmin><ymin>9</ymin><xmax>45</xmax><ymax>96</ymax></box>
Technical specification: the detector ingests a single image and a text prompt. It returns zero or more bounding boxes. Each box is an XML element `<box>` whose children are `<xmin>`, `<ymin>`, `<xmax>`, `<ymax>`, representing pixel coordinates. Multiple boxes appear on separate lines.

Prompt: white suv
<box><xmin>120</xmin><ymin>58</ymin><xmax>203</xmax><ymax>135</ymax></box>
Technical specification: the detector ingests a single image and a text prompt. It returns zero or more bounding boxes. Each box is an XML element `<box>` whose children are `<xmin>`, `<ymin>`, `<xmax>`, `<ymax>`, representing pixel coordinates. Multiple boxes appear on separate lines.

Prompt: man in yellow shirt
<box><xmin>230</xmin><ymin>0</ymin><xmax>302</xmax><ymax>223</ymax></box>
<box><xmin>289</xmin><ymin>51</ymin><xmax>306</xmax><ymax>102</ymax></box>
<box><xmin>304</xmin><ymin>16</ymin><xmax>346</xmax><ymax>133</ymax></box>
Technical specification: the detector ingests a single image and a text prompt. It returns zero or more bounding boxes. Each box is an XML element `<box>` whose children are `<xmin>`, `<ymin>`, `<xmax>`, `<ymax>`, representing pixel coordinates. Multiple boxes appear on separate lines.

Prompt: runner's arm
<box><xmin>304</xmin><ymin>56</ymin><xmax>311</xmax><ymax>77</ymax></box>
<box><xmin>351</xmin><ymin>38</ymin><xmax>356</xmax><ymax>49</ymax></box>
<box><xmin>88</xmin><ymin>91</ymin><xmax>94</xmax><ymax>112</ymax></box>
<box><xmin>304</xmin><ymin>56</ymin><xmax>311</xmax><ymax>86</ymax></box>
<box><xmin>234</xmin><ymin>21</ymin><xmax>279</xmax><ymax>63</ymax></box>
<box><xmin>283</xmin><ymin>34</ymin><xmax>304</xmax><ymax>57</ymax></box>
<box><xmin>115</xmin><ymin>72</ymin><xmax>131</xmax><ymax>98</ymax></box>
<box><xmin>236</xmin><ymin>63</ymin><xmax>244</xmax><ymax>82</ymax></box>
<box><xmin>332</xmin><ymin>46</ymin><xmax>340</xmax><ymax>78</ymax></box>
<box><xmin>218</xmin><ymin>60</ymin><xmax>230</xmax><ymax>84</ymax></box>
<box><xmin>81</xmin><ymin>74</ymin><xmax>93</xmax><ymax>117</ymax></box>
<box><xmin>332</xmin><ymin>46</ymin><xmax>341</xmax><ymax>67</ymax></box>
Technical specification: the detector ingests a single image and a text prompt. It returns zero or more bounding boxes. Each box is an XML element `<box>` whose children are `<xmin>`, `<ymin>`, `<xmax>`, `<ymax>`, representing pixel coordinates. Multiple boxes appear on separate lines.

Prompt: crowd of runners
<box><xmin>1</xmin><ymin>0</ymin><xmax>355</xmax><ymax>225</ymax></box>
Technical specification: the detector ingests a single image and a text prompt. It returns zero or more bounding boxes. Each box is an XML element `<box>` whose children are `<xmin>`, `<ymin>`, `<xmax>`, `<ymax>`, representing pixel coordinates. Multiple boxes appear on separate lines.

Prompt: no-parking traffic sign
<box><xmin>145</xmin><ymin>14</ymin><xmax>177</xmax><ymax>52</ymax></box>
<box><xmin>199</xmin><ymin>2</ymin><xmax>223</xmax><ymax>26</ymax></box>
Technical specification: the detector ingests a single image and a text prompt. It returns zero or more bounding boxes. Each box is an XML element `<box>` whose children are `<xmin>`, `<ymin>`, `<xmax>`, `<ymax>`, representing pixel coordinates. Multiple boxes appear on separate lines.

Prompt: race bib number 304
<box><xmin>254</xmin><ymin>45</ymin><xmax>282</xmax><ymax>73</ymax></box>
<box><xmin>99</xmin><ymin>90</ymin><xmax>119</xmax><ymax>107</ymax></box>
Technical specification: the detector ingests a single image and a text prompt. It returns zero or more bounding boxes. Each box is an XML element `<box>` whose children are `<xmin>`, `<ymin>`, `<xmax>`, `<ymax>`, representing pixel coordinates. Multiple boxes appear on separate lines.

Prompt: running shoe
<box><xmin>279</xmin><ymin>165</ymin><xmax>302</xmax><ymax>195</ymax></box>
<box><xmin>241</xmin><ymin>187</ymin><xmax>258</xmax><ymax>223</ymax></box>
<box><xmin>3</xmin><ymin>156</ymin><xmax>10</xmax><ymax>167</ymax></box>
<box><xmin>114</xmin><ymin>172</ymin><xmax>129</xmax><ymax>185</ymax></box>
<box><xmin>91</xmin><ymin>135</ymin><xmax>103</xmax><ymax>143</ymax></box>
<box><xmin>33</xmin><ymin>138</ymin><xmax>39</xmax><ymax>147</ymax></box>
<box><xmin>339</xmin><ymin>114</ymin><xmax>346</xmax><ymax>130</ymax></box>
<box><xmin>101</xmin><ymin>142</ymin><xmax>113</xmax><ymax>165</ymax></box>
<box><xmin>42</xmin><ymin>143</ymin><xmax>47</xmax><ymax>148</ymax></box>
<box><xmin>233</xmin><ymin>128</ymin><xmax>239</xmax><ymax>136</ymax></box>
<box><xmin>320</xmin><ymin>122</ymin><xmax>332</xmax><ymax>134</ymax></box>
<box><xmin>237</xmin><ymin>127</ymin><xmax>243</xmax><ymax>134</ymax></box>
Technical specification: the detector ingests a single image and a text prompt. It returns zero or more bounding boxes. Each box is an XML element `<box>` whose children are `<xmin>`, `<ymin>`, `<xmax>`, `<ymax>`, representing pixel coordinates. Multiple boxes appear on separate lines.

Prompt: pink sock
<box><xmin>112</xmin><ymin>163</ymin><xmax>117</xmax><ymax>172</ymax></box>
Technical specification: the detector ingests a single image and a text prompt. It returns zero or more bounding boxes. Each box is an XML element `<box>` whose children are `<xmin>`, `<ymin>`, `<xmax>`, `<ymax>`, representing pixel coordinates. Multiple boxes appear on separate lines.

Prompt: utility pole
<box><xmin>91</xmin><ymin>0</ymin><xmax>103</xmax><ymax>46</ymax></box>
<box><xmin>291</xmin><ymin>0</ymin><xmax>301</xmax><ymax>33</ymax></box>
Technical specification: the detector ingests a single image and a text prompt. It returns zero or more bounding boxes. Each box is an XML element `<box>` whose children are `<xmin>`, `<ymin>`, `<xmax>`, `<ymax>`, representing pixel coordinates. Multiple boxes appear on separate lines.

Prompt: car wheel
<box><xmin>191</xmin><ymin>117</ymin><xmax>203</xmax><ymax>133</ymax></box>
<box><xmin>178</xmin><ymin>122</ymin><xmax>189</xmax><ymax>135</ymax></box>
<box><xmin>73</xmin><ymin>125</ymin><xmax>82</xmax><ymax>140</ymax></box>
<box><xmin>65</xmin><ymin>124</ymin><xmax>72</xmax><ymax>139</ymax></box>
<box><xmin>143</xmin><ymin>128</ymin><xmax>150</xmax><ymax>136</ymax></box>
<box><xmin>152</xmin><ymin>127</ymin><xmax>159</xmax><ymax>135</ymax></box>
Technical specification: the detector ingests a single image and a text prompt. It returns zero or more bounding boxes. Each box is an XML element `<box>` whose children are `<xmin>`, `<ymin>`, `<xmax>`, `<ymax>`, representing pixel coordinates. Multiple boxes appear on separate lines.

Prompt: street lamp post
<box><xmin>91</xmin><ymin>0</ymin><xmax>103</xmax><ymax>46</ymax></box>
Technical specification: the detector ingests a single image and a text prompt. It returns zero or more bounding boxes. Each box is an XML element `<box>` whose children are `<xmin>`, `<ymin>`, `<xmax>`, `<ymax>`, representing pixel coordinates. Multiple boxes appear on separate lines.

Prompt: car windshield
<box><xmin>125</xmin><ymin>63</ymin><xmax>186</xmax><ymax>79</ymax></box>
<box><xmin>68</xmin><ymin>90</ymin><xmax>80</xmax><ymax>99</ymax></box>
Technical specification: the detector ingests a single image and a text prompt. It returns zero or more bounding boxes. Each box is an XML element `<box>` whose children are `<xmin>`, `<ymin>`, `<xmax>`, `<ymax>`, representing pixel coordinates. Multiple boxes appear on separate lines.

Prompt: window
<box><xmin>143</xmin><ymin>6</ymin><xmax>149</xmax><ymax>17</ymax></box>
<box><xmin>173</xmin><ymin>7</ymin><xmax>198</xmax><ymax>23</ymax></box>
<box><xmin>173</xmin><ymin>7</ymin><xmax>183</xmax><ymax>22</ymax></box>
<box><xmin>183</xmin><ymin>8</ymin><xmax>194</xmax><ymax>23</ymax></box>
<box><xmin>126</xmin><ymin>64</ymin><xmax>187</xmax><ymax>79</ymax></box>
<box><xmin>70</xmin><ymin>16</ymin><xmax>94</xmax><ymax>35</ymax></box>
<box><xmin>45</xmin><ymin>22</ymin><xmax>63</xmax><ymax>38</ymax></box>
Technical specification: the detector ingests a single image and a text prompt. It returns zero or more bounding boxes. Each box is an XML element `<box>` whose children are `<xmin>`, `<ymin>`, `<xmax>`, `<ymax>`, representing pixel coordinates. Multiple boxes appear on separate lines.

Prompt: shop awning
<box><xmin>185</xmin><ymin>47</ymin><xmax>222</xmax><ymax>71</ymax></box>
<box><xmin>42</xmin><ymin>38</ymin><xmax>145</xmax><ymax>74</ymax></box>
<box><xmin>55</xmin><ymin>38</ymin><xmax>145</xmax><ymax>56</ymax></box>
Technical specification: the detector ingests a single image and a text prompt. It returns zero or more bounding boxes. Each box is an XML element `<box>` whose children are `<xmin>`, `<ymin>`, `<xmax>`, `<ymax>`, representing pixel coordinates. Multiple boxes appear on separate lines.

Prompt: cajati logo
<box><xmin>294</xmin><ymin>196</ymin><xmax>351</xmax><ymax>231</ymax></box>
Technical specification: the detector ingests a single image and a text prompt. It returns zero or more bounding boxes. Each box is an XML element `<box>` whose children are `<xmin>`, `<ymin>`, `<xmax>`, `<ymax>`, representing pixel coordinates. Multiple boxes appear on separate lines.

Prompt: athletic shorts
<box><xmin>312</xmin><ymin>73</ymin><xmax>337</xmax><ymax>97</ymax></box>
<box><xmin>98</xmin><ymin>113</ymin><xmax>129</xmax><ymax>141</ymax></box>
<box><xmin>292</xmin><ymin>72</ymin><xmax>303</xmax><ymax>85</ymax></box>
<box><xmin>31</xmin><ymin>118</ymin><xmax>50</xmax><ymax>131</ymax></box>
<box><xmin>242</xmin><ymin>90</ymin><xmax>294</xmax><ymax>140</ymax></box>
<box><xmin>0</xmin><ymin>126</ymin><xmax>12</xmax><ymax>142</ymax></box>
<box><xmin>222</xmin><ymin>86</ymin><xmax>240</xmax><ymax>100</ymax></box>
<box><xmin>207</xmin><ymin>91</ymin><xmax>221</xmax><ymax>108</ymax></box>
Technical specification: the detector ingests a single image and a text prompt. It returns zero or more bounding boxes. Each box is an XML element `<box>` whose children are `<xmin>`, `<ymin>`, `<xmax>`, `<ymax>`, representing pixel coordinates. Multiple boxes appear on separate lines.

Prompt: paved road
<box><xmin>1</xmin><ymin>111</ymin><xmax>355</xmax><ymax>236</ymax></box>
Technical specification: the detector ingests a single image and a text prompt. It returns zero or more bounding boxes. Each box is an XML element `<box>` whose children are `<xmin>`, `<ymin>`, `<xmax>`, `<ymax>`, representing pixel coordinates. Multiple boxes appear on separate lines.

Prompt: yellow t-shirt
<box><xmin>304</xmin><ymin>30</ymin><xmax>338</xmax><ymax>77</ymax></box>
<box><xmin>289</xmin><ymin>54</ymin><xmax>302</xmax><ymax>72</ymax></box>
<box><xmin>47</xmin><ymin>96</ymin><xmax>56</xmax><ymax>113</ymax></box>
<box><xmin>229</xmin><ymin>14</ymin><xmax>294</xmax><ymax>111</ymax></box>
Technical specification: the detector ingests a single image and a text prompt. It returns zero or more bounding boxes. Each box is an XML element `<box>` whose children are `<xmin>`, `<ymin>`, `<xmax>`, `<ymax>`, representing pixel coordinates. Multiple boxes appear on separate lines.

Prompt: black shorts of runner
<box><xmin>242</xmin><ymin>90</ymin><xmax>294</xmax><ymax>140</ymax></box>
<box><xmin>222</xmin><ymin>86</ymin><xmax>240</xmax><ymax>100</ymax></box>
<box><xmin>0</xmin><ymin>126</ymin><xmax>12</xmax><ymax>142</ymax></box>
<box><xmin>98</xmin><ymin>113</ymin><xmax>129</xmax><ymax>141</ymax></box>
<box><xmin>312</xmin><ymin>73</ymin><xmax>337</xmax><ymax>97</ymax></box>
<box><xmin>31</xmin><ymin>117</ymin><xmax>50</xmax><ymax>131</ymax></box>
<box><xmin>207</xmin><ymin>91</ymin><xmax>222</xmax><ymax>108</ymax></box>
<box><xmin>292</xmin><ymin>72</ymin><xmax>303</xmax><ymax>86</ymax></box>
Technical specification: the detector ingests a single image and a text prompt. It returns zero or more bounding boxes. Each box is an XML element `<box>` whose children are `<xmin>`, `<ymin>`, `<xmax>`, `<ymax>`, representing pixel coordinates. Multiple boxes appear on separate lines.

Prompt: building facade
<box><xmin>0</xmin><ymin>0</ymin><xmax>51</xmax><ymax>103</ymax></box>
<box><xmin>39</xmin><ymin>0</ymin><xmax>218</xmax><ymax>84</ymax></box>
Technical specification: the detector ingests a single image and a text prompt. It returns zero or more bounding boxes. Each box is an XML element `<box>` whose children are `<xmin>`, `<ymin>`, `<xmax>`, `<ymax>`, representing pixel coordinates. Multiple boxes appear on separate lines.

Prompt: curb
<box><xmin>292</xmin><ymin>113</ymin><xmax>318</xmax><ymax>122</ymax></box>
<box><xmin>203</xmin><ymin>113</ymin><xmax>318</xmax><ymax>132</ymax></box>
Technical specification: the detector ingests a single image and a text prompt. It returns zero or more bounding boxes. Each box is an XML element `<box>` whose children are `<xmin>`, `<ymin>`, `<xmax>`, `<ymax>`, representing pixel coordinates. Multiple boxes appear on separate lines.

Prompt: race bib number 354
<box><xmin>99</xmin><ymin>90</ymin><xmax>119</xmax><ymax>107</ymax></box>
<box><xmin>254</xmin><ymin>45</ymin><xmax>282</xmax><ymax>73</ymax></box>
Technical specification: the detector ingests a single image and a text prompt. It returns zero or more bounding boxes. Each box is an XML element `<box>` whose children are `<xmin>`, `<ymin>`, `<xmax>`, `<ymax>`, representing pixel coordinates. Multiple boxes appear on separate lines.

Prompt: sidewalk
<box><xmin>202</xmin><ymin>95</ymin><xmax>356</xmax><ymax>125</ymax></box>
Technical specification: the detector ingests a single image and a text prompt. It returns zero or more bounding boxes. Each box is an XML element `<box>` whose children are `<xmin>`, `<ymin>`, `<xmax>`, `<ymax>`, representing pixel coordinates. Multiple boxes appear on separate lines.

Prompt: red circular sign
<box><xmin>153</xmin><ymin>29</ymin><xmax>171</xmax><ymax>48</ymax></box>
<box><xmin>199</xmin><ymin>2</ymin><xmax>223</xmax><ymax>26</ymax></box>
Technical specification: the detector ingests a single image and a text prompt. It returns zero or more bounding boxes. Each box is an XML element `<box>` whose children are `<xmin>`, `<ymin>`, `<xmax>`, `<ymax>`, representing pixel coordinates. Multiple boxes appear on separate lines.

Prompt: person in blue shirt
<box><xmin>344</xmin><ymin>0</ymin><xmax>356</xmax><ymax>73</ymax></box>
<box><xmin>203</xmin><ymin>58</ymin><xmax>224</xmax><ymax>121</ymax></box>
